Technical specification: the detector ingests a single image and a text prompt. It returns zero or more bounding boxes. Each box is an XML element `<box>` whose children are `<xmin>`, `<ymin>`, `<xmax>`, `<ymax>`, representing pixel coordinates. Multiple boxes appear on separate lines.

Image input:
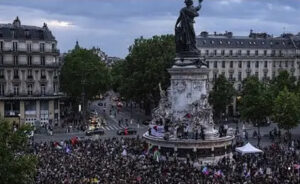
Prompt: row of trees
<box><xmin>209</xmin><ymin>71</ymin><xmax>300</xmax><ymax>144</ymax></box>
<box><xmin>60</xmin><ymin>36</ymin><xmax>175</xmax><ymax>116</ymax></box>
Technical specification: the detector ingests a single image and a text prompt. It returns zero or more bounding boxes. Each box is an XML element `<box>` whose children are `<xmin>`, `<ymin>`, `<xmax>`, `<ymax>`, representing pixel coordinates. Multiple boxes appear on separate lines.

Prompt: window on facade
<box><xmin>0</xmin><ymin>83</ymin><xmax>4</xmax><ymax>96</ymax></box>
<box><xmin>271</xmin><ymin>50</ymin><xmax>275</xmax><ymax>56</ymax></box>
<box><xmin>247</xmin><ymin>61</ymin><xmax>251</xmax><ymax>68</ymax></box>
<box><xmin>0</xmin><ymin>41</ymin><xmax>3</xmax><ymax>51</ymax></box>
<box><xmin>213</xmin><ymin>73</ymin><xmax>218</xmax><ymax>81</ymax></box>
<box><xmin>264</xmin><ymin>72</ymin><xmax>268</xmax><ymax>79</ymax></box>
<box><xmin>27</xmin><ymin>69</ymin><xmax>32</xmax><ymax>79</ymax></box>
<box><xmin>247</xmin><ymin>50</ymin><xmax>250</xmax><ymax>56</ymax></box>
<box><xmin>255</xmin><ymin>72</ymin><xmax>259</xmax><ymax>78</ymax></box>
<box><xmin>291</xmin><ymin>61</ymin><xmax>294</xmax><ymax>68</ymax></box>
<box><xmin>279</xmin><ymin>61</ymin><xmax>282</xmax><ymax>68</ymax></box>
<box><xmin>41</xmin><ymin>56</ymin><xmax>45</xmax><ymax>66</ymax></box>
<box><xmin>27</xmin><ymin>84</ymin><xmax>33</xmax><ymax>95</ymax></box>
<box><xmin>238</xmin><ymin>72</ymin><xmax>242</xmax><ymax>81</ymax></box>
<box><xmin>285</xmin><ymin>61</ymin><xmax>288</xmax><ymax>68</ymax></box>
<box><xmin>272</xmin><ymin>72</ymin><xmax>276</xmax><ymax>78</ymax></box>
<box><xmin>264</xmin><ymin>50</ymin><xmax>267</xmax><ymax>56</ymax></box>
<box><xmin>52</xmin><ymin>43</ymin><xmax>56</xmax><ymax>52</ymax></box>
<box><xmin>264</xmin><ymin>61</ymin><xmax>268</xmax><ymax>68</ymax></box>
<box><xmin>230</xmin><ymin>61</ymin><xmax>233</xmax><ymax>68</ymax></box>
<box><xmin>206</xmin><ymin>50</ymin><xmax>209</xmax><ymax>56</ymax></box>
<box><xmin>229</xmin><ymin>50</ymin><xmax>233</xmax><ymax>56</ymax></box>
<box><xmin>273</xmin><ymin>62</ymin><xmax>276</xmax><ymax>67</ymax></box>
<box><xmin>255</xmin><ymin>50</ymin><xmax>259</xmax><ymax>56</ymax></box>
<box><xmin>13</xmin><ymin>42</ymin><xmax>18</xmax><ymax>52</ymax></box>
<box><xmin>13</xmin><ymin>69</ymin><xmax>19</xmax><ymax>79</ymax></box>
<box><xmin>0</xmin><ymin>69</ymin><xmax>4</xmax><ymax>78</ymax></box>
<box><xmin>27</xmin><ymin>56</ymin><xmax>32</xmax><ymax>66</ymax></box>
<box><xmin>229</xmin><ymin>73</ymin><xmax>233</xmax><ymax>80</ymax></box>
<box><xmin>0</xmin><ymin>55</ymin><xmax>3</xmax><ymax>65</ymax></box>
<box><xmin>27</xmin><ymin>43</ymin><xmax>32</xmax><ymax>52</ymax></box>
<box><xmin>221</xmin><ymin>50</ymin><xmax>225</xmax><ymax>56</ymax></box>
<box><xmin>214</xmin><ymin>61</ymin><xmax>218</xmax><ymax>68</ymax></box>
<box><xmin>222</xmin><ymin>61</ymin><xmax>225</xmax><ymax>68</ymax></box>
<box><xmin>41</xmin><ymin>70</ymin><xmax>46</xmax><ymax>79</ymax></box>
<box><xmin>238</xmin><ymin>61</ymin><xmax>242</xmax><ymax>68</ymax></box>
<box><xmin>214</xmin><ymin>50</ymin><xmax>217</xmax><ymax>56</ymax></box>
<box><xmin>13</xmin><ymin>85</ymin><xmax>19</xmax><ymax>96</ymax></box>
<box><xmin>14</xmin><ymin>56</ymin><xmax>18</xmax><ymax>65</ymax></box>
<box><xmin>255</xmin><ymin>61</ymin><xmax>259</xmax><ymax>68</ymax></box>
<box><xmin>237</xmin><ymin>50</ymin><xmax>241</xmax><ymax>56</ymax></box>
<box><xmin>279</xmin><ymin>50</ymin><xmax>282</xmax><ymax>56</ymax></box>
<box><xmin>246</xmin><ymin>72</ymin><xmax>251</xmax><ymax>78</ymax></box>
<box><xmin>40</xmin><ymin>43</ymin><xmax>45</xmax><ymax>52</ymax></box>
<box><xmin>53</xmin><ymin>83</ymin><xmax>57</xmax><ymax>93</ymax></box>
<box><xmin>41</xmin><ymin>84</ymin><xmax>46</xmax><ymax>95</ymax></box>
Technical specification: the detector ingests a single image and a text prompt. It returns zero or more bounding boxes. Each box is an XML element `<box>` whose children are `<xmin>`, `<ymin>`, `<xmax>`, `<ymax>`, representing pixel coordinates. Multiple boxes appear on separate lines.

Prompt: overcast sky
<box><xmin>0</xmin><ymin>0</ymin><xmax>299</xmax><ymax>58</ymax></box>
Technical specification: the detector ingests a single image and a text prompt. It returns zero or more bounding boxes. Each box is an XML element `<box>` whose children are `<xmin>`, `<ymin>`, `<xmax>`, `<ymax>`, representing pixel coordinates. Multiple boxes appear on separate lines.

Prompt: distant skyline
<box><xmin>0</xmin><ymin>0</ymin><xmax>299</xmax><ymax>58</ymax></box>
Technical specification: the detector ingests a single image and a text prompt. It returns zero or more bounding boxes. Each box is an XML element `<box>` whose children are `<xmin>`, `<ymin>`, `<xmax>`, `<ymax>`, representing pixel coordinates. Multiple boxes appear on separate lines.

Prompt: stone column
<box><xmin>0</xmin><ymin>101</ymin><xmax>4</xmax><ymax>117</ymax></box>
<box><xmin>20</xmin><ymin>101</ymin><xmax>25</xmax><ymax>124</ymax></box>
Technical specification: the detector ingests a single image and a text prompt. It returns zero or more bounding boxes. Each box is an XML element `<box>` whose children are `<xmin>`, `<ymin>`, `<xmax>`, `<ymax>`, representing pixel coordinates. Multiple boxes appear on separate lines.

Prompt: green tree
<box><xmin>115</xmin><ymin>35</ymin><xmax>175</xmax><ymax>115</ymax></box>
<box><xmin>240</xmin><ymin>76</ymin><xmax>272</xmax><ymax>146</ymax></box>
<box><xmin>208</xmin><ymin>74</ymin><xmax>236</xmax><ymax>122</ymax></box>
<box><xmin>0</xmin><ymin>119</ymin><xmax>37</xmax><ymax>184</ymax></box>
<box><xmin>60</xmin><ymin>45</ymin><xmax>110</xmax><ymax>102</ymax></box>
<box><xmin>270</xmin><ymin>70</ymin><xmax>297</xmax><ymax>97</ymax></box>
<box><xmin>111</xmin><ymin>60</ymin><xmax>126</xmax><ymax>93</ymax></box>
<box><xmin>272</xmin><ymin>88</ymin><xmax>300</xmax><ymax>132</ymax></box>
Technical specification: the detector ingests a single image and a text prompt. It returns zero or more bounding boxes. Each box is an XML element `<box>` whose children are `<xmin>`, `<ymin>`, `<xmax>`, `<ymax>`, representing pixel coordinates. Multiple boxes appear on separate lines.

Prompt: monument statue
<box><xmin>175</xmin><ymin>0</ymin><xmax>203</xmax><ymax>56</ymax></box>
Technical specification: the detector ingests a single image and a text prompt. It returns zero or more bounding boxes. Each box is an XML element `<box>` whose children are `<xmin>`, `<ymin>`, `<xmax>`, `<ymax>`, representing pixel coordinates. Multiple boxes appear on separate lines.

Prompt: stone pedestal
<box><xmin>168</xmin><ymin>63</ymin><xmax>210</xmax><ymax>120</ymax></box>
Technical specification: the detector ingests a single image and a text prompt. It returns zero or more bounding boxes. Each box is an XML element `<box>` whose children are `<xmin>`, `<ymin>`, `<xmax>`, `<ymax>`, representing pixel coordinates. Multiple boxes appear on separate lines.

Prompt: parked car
<box><xmin>98</xmin><ymin>103</ymin><xmax>103</xmax><ymax>106</ymax></box>
<box><xmin>86</xmin><ymin>128</ymin><xmax>105</xmax><ymax>136</ymax></box>
<box><xmin>117</xmin><ymin>128</ymin><xmax>137</xmax><ymax>136</ymax></box>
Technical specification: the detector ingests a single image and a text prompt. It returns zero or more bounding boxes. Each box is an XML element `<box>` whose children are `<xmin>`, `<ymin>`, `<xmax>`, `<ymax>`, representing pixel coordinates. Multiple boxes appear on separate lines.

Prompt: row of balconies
<box><xmin>201</xmin><ymin>53</ymin><xmax>295</xmax><ymax>58</ymax></box>
<box><xmin>0</xmin><ymin>49</ymin><xmax>59</xmax><ymax>56</ymax></box>
<box><xmin>0</xmin><ymin>63</ymin><xmax>60</xmax><ymax>68</ymax></box>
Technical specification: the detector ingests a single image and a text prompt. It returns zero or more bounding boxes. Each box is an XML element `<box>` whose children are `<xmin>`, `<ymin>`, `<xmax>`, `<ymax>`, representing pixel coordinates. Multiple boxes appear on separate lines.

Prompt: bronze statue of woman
<box><xmin>175</xmin><ymin>0</ymin><xmax>203</xmax><ymax>55</ymax></box>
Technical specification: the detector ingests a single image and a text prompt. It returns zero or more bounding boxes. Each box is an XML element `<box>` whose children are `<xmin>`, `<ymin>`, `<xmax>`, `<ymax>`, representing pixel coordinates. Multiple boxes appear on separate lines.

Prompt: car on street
<box><xmin>117</xmin><ymin>128</ymin><xmax>137</xmax><ymax>135</ymax></box>
<box><xmin>98</xmin><ymin>103</ymin><xmax>103</xmax><ymax>106</ymax></box>
<box><xmin>86</xmin><ymin>128</ymin><xmax>105</xmax><ymax>136</ymax></box>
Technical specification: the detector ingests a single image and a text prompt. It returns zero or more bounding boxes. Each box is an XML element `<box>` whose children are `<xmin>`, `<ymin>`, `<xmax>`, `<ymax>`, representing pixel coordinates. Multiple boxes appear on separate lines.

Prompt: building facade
<box><xmin>0</xmin><ymin>17</ymin><xmax>62</xmax><ymax>126</ymax></box>
<box><xmin>196</xmin><ymin>31</ymin><xmax>300</xmax><ymax>115</ymax></box>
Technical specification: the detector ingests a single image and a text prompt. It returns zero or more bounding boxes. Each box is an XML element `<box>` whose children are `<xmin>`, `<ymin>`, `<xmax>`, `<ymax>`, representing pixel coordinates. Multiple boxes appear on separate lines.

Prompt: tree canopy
<box><xmin>0</xmin><ymin>119</ymin><xmax>37</xmax><ymax>184</ymax></box>
<box><xmin>208</xmin><ymin>74</ymin><xmax>236</xmax><ymax>121</ymax></box>
<box><xmin>111</xmin><ymin>35</ymin><xmax>175</xmax><ymax>114</ymax></box>
<box><xmin>60</xmin><ymin>46</ymin><xmax>110</xmax><ymax>102</ymax></box>
<box><xmin>272</xmin><ymin>88</ymin><xmax>300</xmax><ymax>131</ymax></box>
<box><xmin>240</xmin><ymin>76</ymin><xmax>272</xmax><ymax>126</ymax></box>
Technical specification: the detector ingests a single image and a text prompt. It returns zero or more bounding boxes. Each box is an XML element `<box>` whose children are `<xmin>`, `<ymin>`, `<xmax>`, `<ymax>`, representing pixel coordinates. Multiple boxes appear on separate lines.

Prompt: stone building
<box><xmin>0</xmin><ymin>17</ymin><xmax>63</xmax><ymax>126</ymax></box>
<box><xmin>197</xmin><ymin>30</ymin><xmax>300</xmax><ymax>115</ymax></box>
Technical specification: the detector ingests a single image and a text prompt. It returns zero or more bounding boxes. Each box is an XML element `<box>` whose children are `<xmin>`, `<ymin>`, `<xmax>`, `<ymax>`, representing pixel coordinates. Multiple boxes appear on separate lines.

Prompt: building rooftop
<box><xmin>197</xmin><ymin>30</ymin><xmax>299</xmax><ymax>49</ymax></box>
<box><xmin>0</xmin><ymin>17</ymin><xmax>56</xmax><ymax>41</ymax></box>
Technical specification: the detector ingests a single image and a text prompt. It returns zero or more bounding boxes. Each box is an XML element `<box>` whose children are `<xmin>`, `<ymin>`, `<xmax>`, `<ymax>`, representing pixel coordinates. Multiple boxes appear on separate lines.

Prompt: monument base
<box><xmin>143</xmin><ymin>132</ymin><xmax>235</xmax><ymax>159</ymax></box>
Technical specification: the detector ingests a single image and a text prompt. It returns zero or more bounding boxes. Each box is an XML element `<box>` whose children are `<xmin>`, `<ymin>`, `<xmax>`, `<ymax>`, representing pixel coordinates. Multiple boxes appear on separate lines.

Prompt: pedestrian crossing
<box><xmin>101</xmin><ymin>124</ymin><xmax>147</xmax><ymax>131</ymax></box>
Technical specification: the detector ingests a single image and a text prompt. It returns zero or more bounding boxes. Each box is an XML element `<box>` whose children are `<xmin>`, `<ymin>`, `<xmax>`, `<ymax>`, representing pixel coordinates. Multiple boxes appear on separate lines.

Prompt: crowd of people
<box><xmin>33</xmin><ymin>135</ymin><xmax>300</xmax><ymax>184</ymax></box>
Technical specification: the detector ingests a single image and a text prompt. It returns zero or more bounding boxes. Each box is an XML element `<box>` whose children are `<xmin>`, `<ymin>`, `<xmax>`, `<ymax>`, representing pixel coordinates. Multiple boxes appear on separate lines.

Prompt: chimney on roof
<box><xmin>214</xmin><ymin>32</ymin><xmax>217</xmax><ymax>36</ymax></box>
<box><xmin>200</xmin><ymin>31</ymin><xmax>208</xmax><ymax>37</ymax></box>
<box><xmin>43</xmin><ymin>23</ymin><xmax>48</xmax><ymax>30</ymax></box>
<box><xmin>13</xmin><ymin>16</ymin><xmax>21</xmax><ymax>27</ymax></box>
